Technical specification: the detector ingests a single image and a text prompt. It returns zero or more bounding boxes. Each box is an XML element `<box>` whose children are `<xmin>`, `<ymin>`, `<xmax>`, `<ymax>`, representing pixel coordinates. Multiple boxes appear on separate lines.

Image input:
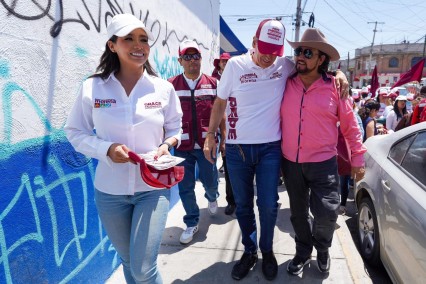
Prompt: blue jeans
<box><xmin>225</xmin><ymin>141</ymin><xmax>281</xmax><ymax>253</ymax></box>
<box><xmin>281</xmin><ymin>156</ymin><xmax>339</xmax><ymax>257</ymax></box>
<box><xmin>95</xmin><ymin>189</ymin><xmax>170</xmax><ymax>284</ymax></box>
<box><xmin>174</xmin><ymin>149</ymin><xmax>219</xmax><ymax>227</ymax></box>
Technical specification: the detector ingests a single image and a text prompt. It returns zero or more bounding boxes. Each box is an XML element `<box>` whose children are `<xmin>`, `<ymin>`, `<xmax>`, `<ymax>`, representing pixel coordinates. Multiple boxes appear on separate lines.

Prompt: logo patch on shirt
<box><xmin>94</xmin><ymin>98</ymin><xmax>116</xmax><ymax>108</ymax></box>
<box><xmin>270</xmin><ymin>72</ymin><xmax>282</xmax><ymax>79</ymax></box>
<box><xmin>200</xmin><ymin>84</ymin><xmax>212</xmax><ymax>89</ymax></box>
<box><xmin>240</xmin><ymin>73</ymin><xmax>257</xmax><ymax>84</ymax></box>
<box><xmin>144</xmin><ymin>102</ymin><xmax>162</xmax><ymax>109</ymax></box>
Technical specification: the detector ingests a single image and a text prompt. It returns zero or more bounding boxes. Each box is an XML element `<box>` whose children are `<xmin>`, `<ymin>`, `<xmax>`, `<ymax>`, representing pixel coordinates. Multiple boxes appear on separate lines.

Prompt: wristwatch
<box><xmin>159</xmin><ymin>142</ymin><xmax>172</xmax><ymax>151</ymax></box>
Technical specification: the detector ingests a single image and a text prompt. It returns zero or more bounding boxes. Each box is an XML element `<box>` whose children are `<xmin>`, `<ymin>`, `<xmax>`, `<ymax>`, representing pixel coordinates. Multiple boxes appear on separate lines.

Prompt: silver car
<box><xmin>355</xmin><ymin>122</ymin><xmax>426</xmax><ymax>283</ymax></box>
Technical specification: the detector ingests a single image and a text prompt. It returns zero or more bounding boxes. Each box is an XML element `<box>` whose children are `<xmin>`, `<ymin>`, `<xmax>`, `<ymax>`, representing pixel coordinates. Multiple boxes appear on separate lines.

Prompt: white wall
<box><xmin>0</xmin><ymin>1</ymin><xmax>219</xmax><ymax>283</ymax></box>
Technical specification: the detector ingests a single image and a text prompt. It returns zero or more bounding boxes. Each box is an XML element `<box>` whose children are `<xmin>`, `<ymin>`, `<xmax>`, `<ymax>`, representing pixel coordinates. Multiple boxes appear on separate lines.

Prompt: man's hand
<box><xmin>335</xmin><ymin>70</ymin><xmax>349</xmax><ymax>99</ymax></box>
<box><xmin>203</xmin><ymin>134</ymin><xmax>218</xmax><ymax>164</ymax></box>
<box><xmin>352</xmin><ymin>166</ymin><xmax>365</xmax><ymax>182</ymax></box>
<box><xmin>107</xmin><ymin>143</ymin><xmax>134</xmax><ymax>164</ymax></box>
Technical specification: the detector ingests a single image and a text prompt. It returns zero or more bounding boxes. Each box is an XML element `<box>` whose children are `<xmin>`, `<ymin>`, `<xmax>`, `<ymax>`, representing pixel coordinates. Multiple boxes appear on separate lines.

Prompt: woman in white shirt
<box><xmin>386</xmin><ymin>95</ymin><xmax>407</xmax><ymax>133</ymax></box>
<box><xmin>65</xmin><ymin>14</ymin><xmax>182</xmax><ymax>283</ymax></box>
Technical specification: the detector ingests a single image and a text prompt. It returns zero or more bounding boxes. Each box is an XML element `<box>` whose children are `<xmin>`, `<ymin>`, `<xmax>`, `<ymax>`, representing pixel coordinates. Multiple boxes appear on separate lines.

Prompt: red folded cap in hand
<box><xmin>128</xmin><ymin>151</ymin><xmax>184</xmax><ymax>189</ymax></box>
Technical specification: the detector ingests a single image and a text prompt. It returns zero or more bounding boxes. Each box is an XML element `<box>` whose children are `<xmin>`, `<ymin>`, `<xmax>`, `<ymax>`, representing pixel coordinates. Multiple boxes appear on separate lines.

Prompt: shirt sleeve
<box><xmin>64</xmin><ymin>80</ymin><xmax>113</xmax><ymax>165</ymax></box>
<box><xmin>163</xmin><ymin>84</ymin><xmax>183</xmax><ymax>147</ymax></box>
<box><xmin>338</xmin><ymin>97</ymin><xmax>367</xmax><ymax>167</ymax></box>
<box><xmin>217</xmin><ymin>59</ymin><xmax>233</xmax><ymax>100</ymax></box>
<box><xmin>386</xmin><ymin>111</ymin><xmax>396</xmax><ymax>133</ymax></box>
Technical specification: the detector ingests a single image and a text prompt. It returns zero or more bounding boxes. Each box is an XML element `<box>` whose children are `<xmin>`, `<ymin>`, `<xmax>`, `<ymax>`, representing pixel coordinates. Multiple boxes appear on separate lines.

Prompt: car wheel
<box><xmin>357</xmin><ymin>197</ymin><xmax>381</xmax><ymax>266</ymax></box>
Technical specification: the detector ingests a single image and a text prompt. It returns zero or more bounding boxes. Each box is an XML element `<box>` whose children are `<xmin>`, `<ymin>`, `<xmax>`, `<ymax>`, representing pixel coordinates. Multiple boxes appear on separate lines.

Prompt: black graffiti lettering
<box><xmin>1</xmin><ymin>0</ymin><xmax>52</xmax><ymax>20</ymax></box>
<box><xmin>0</xmin><ymin>0</ymin><xmax>209</xmax><ymax>53</ymax></box>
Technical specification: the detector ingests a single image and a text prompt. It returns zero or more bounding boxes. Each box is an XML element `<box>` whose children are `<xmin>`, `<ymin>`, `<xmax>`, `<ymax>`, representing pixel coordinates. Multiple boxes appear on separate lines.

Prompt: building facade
<box><xmin>333</xmin><ymin>43</ymin><xmax>426</xmax><ymax>88</ymax></box>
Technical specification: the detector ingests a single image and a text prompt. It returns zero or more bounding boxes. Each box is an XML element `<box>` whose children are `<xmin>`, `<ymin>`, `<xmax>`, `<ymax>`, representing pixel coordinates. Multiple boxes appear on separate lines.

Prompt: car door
<box><xmin>381</xmin><ymin>131</ymin><xmax>426</xmax><ymax>283</ymax></box>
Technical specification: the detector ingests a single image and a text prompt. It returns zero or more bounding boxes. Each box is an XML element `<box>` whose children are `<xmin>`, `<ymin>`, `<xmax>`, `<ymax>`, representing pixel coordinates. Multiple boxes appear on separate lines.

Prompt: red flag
<box><xmin>391</xmin><ymin>58</ymin><xmax>425</xmax><ymax>88</ymax></box>
<box><xmin>370</xmin><ymin>65</ymin><xmax>379</xmax><ymax>98</ymax></box>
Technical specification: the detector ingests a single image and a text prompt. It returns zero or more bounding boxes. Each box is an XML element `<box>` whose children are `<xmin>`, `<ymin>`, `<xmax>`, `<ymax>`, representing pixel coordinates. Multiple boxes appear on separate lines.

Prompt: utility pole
<box><xmin>295</xmin><ymin>0</ymin><xmax>302</xmax><ymax>42</ymax></box>
<box><xmin>423</xmin><ymin>34</ymin><xmax>426</xmax><ymax>58</ymax></box>
<box><xmin>367</xmin><ymin>21</ymin><xmax>384</xmax><ymax>76</ymax></box>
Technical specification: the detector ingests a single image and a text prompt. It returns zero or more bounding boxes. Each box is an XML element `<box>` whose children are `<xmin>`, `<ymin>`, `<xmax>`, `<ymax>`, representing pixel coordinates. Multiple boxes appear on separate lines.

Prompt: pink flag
<box><xmin>392</xmin><ymin>58</ymin><xmax>425</xmax><ymax>88</ymax></box>
<box><xmin>370</xmin><ymin>65</ymin><xmax>379</xmax><ymax>98</ymax></box>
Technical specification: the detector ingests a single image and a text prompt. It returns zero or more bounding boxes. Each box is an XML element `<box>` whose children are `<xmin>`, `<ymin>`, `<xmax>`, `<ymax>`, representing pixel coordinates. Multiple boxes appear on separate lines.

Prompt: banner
<box><xmin>392</xmin><ymin>58</ymin><xmax>425</xmax><ymax>88</ymax></box>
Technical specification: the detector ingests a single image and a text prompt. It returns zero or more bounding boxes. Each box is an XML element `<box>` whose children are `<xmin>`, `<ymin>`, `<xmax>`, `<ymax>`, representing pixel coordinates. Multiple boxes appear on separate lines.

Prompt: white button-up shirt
<box><xmin>65</xmin><ymin>71</ymin><xmax>183</xmax><ymax>195</ymax></box>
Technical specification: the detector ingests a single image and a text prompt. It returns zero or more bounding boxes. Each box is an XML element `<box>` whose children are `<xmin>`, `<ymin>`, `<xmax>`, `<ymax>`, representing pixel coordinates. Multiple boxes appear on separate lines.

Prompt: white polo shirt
<box><xmin>65</xmin><ymin>71</ymin><xmax>183</xmax><ymax>195</ymax></box>
<box><xmin>218</xmin><ymin>50</ymin><xmax>294</xmax><ymax>144</ymax></box>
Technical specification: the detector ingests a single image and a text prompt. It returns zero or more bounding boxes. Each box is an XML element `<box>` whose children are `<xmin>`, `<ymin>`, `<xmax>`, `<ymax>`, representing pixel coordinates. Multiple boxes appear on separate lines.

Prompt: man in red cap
<box><xmin>168</xmin><ymin>40</ymin><xmax>226</xmax><ymax>245</ymax></box>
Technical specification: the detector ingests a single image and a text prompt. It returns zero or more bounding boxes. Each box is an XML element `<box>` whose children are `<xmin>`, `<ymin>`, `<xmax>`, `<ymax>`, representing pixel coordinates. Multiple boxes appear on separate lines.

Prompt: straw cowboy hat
<box><xmin>287</xmin><ymin>28</ymin><xmax>340</xmax><ymax>61</ymax></box>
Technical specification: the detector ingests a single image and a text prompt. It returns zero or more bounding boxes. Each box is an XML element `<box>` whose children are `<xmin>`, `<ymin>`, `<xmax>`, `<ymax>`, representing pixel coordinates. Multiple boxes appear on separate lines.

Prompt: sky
<box><xmin>220</xmin><ymin>0</ymin><xmax>426</xmax><ymax>60</ymax></box>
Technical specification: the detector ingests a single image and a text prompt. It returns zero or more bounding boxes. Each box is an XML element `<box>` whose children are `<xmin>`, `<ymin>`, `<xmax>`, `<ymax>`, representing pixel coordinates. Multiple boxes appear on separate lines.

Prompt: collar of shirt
<box><xmin>99</xmin><ymin>70</ymin><xmax>147</xmax><ymax>85</ymax></box>
<box><xmin>183</xmin><ymin>72</ymin><xmax>202</xmax><ymax>89</ymax></box>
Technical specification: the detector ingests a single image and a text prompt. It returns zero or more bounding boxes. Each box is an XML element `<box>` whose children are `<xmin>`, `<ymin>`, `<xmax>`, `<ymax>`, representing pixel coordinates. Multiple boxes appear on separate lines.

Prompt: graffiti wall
<box><xmin>0</xmin><ymin>1</ymin><xmax>220</xmax><ymax>283</ymax></box>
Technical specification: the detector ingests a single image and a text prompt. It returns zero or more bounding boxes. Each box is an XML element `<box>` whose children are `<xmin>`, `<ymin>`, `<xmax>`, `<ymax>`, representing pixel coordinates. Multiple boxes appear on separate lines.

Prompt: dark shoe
<box><xmin>287</xmin><ymin>255</ymin><xmax>311</xmax><ymax>275</ymax></box>
<box><xmin>317</xmin><ymin>250</ymin><xmax>330</xmax><ymax>273</ymax></box>
<box><xmin>231</xmin><ymin>252</ymin><xmax>258</xmax><ymax>280</ymax></box>
<box><xmin>224</xmin><ymin>204</ymin><xmax>236</xmax><ymax>215</ymax></box>
<box><xmin>262</xmin><ymin>251</ymin><xmax>278</xmax><ymax>281</ymax></box>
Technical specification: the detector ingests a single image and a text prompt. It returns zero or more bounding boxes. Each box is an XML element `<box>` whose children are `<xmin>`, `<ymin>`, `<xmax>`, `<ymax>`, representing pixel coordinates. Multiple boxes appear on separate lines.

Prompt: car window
<box><xmin>401</xmin><ymin>132</ymin><xmax>426</xmax><ymax>186</ymax></box>
<box><xmin>389</xmin><ymin>134</ymin><xmax>415</xmax><ymax>164</ymax></box>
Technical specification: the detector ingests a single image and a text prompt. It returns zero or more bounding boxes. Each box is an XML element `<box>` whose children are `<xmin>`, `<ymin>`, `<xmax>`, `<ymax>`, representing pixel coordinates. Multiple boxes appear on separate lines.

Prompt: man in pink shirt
<box><xmin>280</xmin><ymin>28</ymin><xmax>366</xmax><ymax>275</ymax></box>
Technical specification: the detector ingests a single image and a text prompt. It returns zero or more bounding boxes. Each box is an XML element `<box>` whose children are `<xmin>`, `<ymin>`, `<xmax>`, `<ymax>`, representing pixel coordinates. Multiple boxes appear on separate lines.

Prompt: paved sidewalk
<box><xmin>107</xmin><ymin>171</ymin><xmax>372</xmax><ymax>284</ymax></box>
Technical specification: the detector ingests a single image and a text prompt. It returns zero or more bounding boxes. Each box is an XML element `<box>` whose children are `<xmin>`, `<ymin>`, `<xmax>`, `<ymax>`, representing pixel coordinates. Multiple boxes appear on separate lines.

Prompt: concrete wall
<box><xmin>0</xmin><ymin>1</ymin><xmax>219</xmax><ymax>283</ymax></box>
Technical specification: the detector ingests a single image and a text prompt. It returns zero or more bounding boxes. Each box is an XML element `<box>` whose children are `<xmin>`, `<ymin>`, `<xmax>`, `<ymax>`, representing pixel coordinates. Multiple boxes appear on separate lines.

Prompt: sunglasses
<box><xmin>294</xmin><ymin>47</ymin><xmax>317</xmax><ymax>59</ymax></box>
<box><xmin>181</xmin><ymin>53</ymin><xmax>201</xmax><ymax>61</ymax></box>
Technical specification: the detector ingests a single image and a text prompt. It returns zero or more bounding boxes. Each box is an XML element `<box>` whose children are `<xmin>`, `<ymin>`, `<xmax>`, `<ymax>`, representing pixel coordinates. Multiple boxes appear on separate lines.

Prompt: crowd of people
<box><xmin>64</xmin><ymin>13</ymin><xmax>425</xmax><ymax>284</ymax></box>
<box><xmin>354</xmin><ymin>85</ymin><xmax>426</xmax><ymax>138</ymax></box>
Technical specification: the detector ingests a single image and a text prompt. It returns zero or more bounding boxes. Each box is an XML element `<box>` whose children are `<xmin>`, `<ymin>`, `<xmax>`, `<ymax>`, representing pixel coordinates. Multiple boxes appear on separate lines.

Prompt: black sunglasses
<box><xmin>294</xmin><ymin>47</ymin><xmax>317</xmax><ymax>59</ymax></box>
<box><xmin>181</xmin><ymin>53</ymin><xmax>201</xmax><ymax>61</ymax></box>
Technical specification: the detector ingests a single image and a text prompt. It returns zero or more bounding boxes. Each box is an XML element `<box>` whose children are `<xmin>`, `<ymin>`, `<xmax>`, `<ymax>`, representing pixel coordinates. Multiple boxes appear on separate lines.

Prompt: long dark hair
<box><xmin>90</xmin><ymin>35</ymin><xmax>157</xmax><ymax>79</ymax></box>
<box><xmin>393</xmin><ymin>99</ymin><xmax>407</xmax><ymax>120</ymax></box>
<box><xmin>358</xmin><ymin>101</ymin><xmax>380</xmax><ymax>121</ymax></box>
<box><xmin>318</xmin><ymin>51</ymin><xmax>330</xmax><ymax>74</ymax></box>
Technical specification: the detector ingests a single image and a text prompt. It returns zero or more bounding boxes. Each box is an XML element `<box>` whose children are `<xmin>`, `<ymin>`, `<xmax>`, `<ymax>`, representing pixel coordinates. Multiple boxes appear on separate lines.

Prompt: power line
<box><xmin>323</xmin><ymin>0</ymin><xmax>370</xmax><ymax>42</ymax></box>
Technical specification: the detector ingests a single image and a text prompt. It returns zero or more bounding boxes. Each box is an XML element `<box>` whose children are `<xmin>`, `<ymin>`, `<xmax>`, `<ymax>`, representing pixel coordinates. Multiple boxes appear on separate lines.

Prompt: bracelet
<box><xmin>159</xmin><ymin>142</ymin><xmax>172</xmax><ymax>151</ymax></box>
<box><xmin>207</xmin><ymin>131</ymin><xmax>216</xmax><ymax>136</ymax></box>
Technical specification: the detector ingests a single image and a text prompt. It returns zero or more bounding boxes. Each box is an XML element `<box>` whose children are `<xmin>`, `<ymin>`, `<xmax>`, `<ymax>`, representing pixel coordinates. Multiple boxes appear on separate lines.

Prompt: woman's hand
<box><xmin>107</xmin><ymin>143</ymin><xmax>135</xmax><ymax>164</ymax></box>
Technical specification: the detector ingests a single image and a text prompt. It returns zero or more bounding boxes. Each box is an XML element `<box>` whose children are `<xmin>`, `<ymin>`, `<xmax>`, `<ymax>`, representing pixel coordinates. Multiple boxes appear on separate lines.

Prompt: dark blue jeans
<box><xmin>281</xmin><ymin>156</ymin><xmax>340</xmax><ymax>257</ymax></box>
<box><xmin>226</xmin><ymin>141</ymin><xmax>281</xmax><ymax>253</ymax></box>
<box><xmin>175</xmin><ymin>149</ymin><xmax>219</xmax><ymax>227</ymax></box>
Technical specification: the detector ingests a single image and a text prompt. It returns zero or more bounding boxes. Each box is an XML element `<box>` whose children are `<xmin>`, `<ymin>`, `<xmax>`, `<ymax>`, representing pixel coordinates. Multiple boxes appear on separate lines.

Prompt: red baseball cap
<box><xmin>178</xmin><ymin>40</ymin><xmax>201</xmax><ymax>56</ymax></box>
<box><xmin>128</xmin><ymin>151</ymin><xmax>184</xmax><ymax>189</ymax></box>
<box><xmin>214</xmin><ymin>52</ymin><xmax>231</xmax><ymax>68</ymax></box>
<box><xmin>255</xmin><ymin>19</ymin><xmax>285</xmax><ymax>56</ymax></box>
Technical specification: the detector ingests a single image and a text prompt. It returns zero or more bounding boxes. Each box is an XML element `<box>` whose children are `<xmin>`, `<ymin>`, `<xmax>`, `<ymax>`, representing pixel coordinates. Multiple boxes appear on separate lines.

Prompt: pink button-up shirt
<box><xmin>281</xmin><ymin>74</ymin><xmax>366</xmax><ymax>167</ymax></box>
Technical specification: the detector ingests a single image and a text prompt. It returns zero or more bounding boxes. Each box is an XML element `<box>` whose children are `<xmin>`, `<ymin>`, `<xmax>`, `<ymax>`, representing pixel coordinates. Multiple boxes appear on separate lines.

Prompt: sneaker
<box><xmin>179</xmin><ymin>226</ymin><xmax>198</xmax><ymax>244</ymax></box>
<box><xmin>287</xmin><ymin>255</ymin><xmax>311</xmax><ymax>275</ymax></box>
<box><xmin>231</xmin><ymin>252</ymin><xmax>258</xmax><ymax>280</ymax></box>
<box><xmin>208</xmin><ymin>200</ymin><xmax>218</xmax><ymax>215</ymax></box>
<box><xmin>224</xmin><ymin>204</ymin><xmax>236</xmax><ymax>215</ymax></box>
<box><xmin>339</xmin><ymin>205</ymin><xmax>347</xmax><ymax>215</ymax></box>
<box><xmin>317</xmin><ymin>250</ymin><xmax>330</xmax><ymax>273</ymax></box>
<box><xmin>262</xmin><ymin>251</ymin><xmax>278</xmax><ymax>281</ymax></box>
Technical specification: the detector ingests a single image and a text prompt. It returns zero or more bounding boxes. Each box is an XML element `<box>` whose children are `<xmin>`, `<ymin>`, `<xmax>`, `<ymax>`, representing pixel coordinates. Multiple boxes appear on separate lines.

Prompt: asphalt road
<box><xmin>343</xmin><ymin>187</ymin><xmax>393</xmax><ymax>283</ymax></box>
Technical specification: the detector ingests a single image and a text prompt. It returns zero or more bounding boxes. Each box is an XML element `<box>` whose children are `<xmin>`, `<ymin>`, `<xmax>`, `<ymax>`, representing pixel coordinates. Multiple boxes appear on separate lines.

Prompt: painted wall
<box><xmin>0</xmin><ymin>1</ymin><xmax>219</xmax><ymax>283</ymax></box>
